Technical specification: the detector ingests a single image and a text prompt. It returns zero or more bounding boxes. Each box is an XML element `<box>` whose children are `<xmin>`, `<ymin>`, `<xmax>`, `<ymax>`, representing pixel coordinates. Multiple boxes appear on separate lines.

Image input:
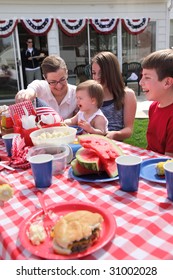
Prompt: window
<box><xmin>122</xmin><ymin>21</ymin><xmax>156</xmax><ymax>63</ymax></box>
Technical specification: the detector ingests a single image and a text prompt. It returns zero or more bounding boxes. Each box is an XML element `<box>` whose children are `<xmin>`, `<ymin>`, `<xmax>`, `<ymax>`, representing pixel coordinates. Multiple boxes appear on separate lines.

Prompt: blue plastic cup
<box><xmin>2</xmin><ymin>133</ymin><xmax>20</xmax><ymax>157</ymax></box>
<box><xmin>68</xmin><ymin>143</ymin><xmax>81</xmax><ymax>159</ymax></box>
<box><xmin>164</xmin><ymin>162</ymin><xmax>173</xmax><ymax>201</ymax></box>
<box><xmin>29</xmin><ymin>154</ymin><xmax>53</xmax><ymax>188</ymax></box>
<box><xmin>116</xmin><ymin>155</ymin><xmax>142</xmax><ymax>192</ymax></box>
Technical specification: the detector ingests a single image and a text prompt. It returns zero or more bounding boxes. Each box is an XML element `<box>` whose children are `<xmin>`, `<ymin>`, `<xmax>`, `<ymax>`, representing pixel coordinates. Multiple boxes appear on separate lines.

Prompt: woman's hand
<box><xmin>106</xmin><ymin>131</ymin><xmax>120</xmax><ymax>140</ymax></box>
<box><xmin>15</xmin><ymin>89</ymin><xmax>36</xmax><ymax>103</ymax></box>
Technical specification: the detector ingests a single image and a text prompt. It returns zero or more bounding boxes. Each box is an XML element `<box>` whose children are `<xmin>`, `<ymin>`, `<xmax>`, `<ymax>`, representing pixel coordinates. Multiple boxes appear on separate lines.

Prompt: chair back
<box><xmin>122</xmin><ymin>62</ymin><xmax>142</xmax><ymax>96</ymax></box>
<box><xmin>74</xmin><ymin>64</ymin><xmax>86</xmax><ymax>77</ymax></box>
<box><xmin>68</xmin><ymin>74</ymin><xmax>77</xmax><ymax>85</ymax></box>
<box><xmin>84</xmin><ymin>64</ymin><xmax>91</xmax><ymax>79</ymax></box>
<box><xmin>127</xmin><ymin>62</ymin><xmax>142</xmax><ymax>81</ymax></box>
<box><xmin>122</xmin><ymin>62</ymin><xmax>128</xmax><ymax>80</ymax></box>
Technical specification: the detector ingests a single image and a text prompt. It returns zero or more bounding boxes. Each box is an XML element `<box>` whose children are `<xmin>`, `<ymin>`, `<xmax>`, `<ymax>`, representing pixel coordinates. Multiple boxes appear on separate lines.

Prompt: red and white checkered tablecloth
<box><xmin>0</xmin><ymin>139</ymin><xmax>173</xmax><ymax>260</ymax></box>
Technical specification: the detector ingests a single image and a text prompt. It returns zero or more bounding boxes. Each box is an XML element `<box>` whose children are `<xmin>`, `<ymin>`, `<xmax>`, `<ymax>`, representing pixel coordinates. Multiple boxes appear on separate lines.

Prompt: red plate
<box><xmin>19</xmin><ymin>202</ymin><xmax>117</xmax><ymax>259</ymax></box>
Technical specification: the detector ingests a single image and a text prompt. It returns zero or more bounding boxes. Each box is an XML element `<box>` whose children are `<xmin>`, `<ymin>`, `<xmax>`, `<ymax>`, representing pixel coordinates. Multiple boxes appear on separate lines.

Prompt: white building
<box><xmin>0</xmin><ymin>0</ymin><xmax>171</xmax><ymax>100</ymax></box>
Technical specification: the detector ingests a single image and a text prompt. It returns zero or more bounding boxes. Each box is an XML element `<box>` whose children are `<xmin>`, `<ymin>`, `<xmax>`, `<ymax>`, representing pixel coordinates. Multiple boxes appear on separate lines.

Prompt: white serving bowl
<box><xmin>29</xmin><ymin>126</ymin><xmax>77</xmax><ymax>146</ymax></box>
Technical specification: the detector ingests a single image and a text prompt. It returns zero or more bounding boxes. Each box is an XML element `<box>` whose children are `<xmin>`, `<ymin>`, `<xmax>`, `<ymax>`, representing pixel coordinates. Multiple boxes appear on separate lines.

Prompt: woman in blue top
<box><xmin>91</xmin><ymin>51</ymin><xmax>137</xmax><ymax>141</ymax></box>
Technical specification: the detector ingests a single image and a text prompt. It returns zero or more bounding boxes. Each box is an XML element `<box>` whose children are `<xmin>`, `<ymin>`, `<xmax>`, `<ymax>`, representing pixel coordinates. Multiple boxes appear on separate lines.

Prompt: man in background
<box><xmin>21</xmin><ymin>37</ymin><xmax>45</xmax><ymax>86</ymax></box>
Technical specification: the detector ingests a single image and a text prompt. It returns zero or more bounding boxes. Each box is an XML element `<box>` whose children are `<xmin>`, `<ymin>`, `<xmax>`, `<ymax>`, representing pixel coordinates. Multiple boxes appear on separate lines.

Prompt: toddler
<box><xmin>65</xmin><ymin>80</ymin><xmax>108</xmax><ymax>135</ymax></box>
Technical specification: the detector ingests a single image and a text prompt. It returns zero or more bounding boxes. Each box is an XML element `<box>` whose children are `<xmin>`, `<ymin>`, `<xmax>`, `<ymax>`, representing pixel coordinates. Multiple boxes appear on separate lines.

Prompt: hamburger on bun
<box><xmin>52</xmin><ymin>210</ymin><xmax>104</xmax><ymax>255</ymax></box>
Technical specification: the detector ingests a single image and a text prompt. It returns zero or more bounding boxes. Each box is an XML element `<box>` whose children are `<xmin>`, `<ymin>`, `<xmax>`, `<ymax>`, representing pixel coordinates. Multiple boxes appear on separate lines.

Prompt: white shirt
<box><xmin>27</xmin><ymin>80</ymin><xmax>77</xmax><ymax>119</ymax></box>
<box><xmin>77</xmin><ymin>109</ymin><xmax>108</xmax><ymax>132</ymax></box>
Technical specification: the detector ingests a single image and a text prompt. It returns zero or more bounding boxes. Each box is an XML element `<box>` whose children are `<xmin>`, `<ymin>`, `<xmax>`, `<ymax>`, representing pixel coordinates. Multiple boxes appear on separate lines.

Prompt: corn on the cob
<box><xmin>156</xmin><ymin>159</ymin><xmax>173</xmax><ymax>176</ymax></box>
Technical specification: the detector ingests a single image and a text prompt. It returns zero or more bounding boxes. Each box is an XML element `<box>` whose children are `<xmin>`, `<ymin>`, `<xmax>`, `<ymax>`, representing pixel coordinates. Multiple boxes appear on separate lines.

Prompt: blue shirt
<box><xmin>101</xmin><ymin>99</ymin><xmax>124</xmax><ymax>131</ymax></box>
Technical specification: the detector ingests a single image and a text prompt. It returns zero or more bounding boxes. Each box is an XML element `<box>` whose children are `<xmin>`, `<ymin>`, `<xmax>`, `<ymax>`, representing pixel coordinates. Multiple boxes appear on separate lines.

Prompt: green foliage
<box><xmin>124</xmin><ymin>118</ymin><xmax>148</xmax><ymax>149</ymax></box>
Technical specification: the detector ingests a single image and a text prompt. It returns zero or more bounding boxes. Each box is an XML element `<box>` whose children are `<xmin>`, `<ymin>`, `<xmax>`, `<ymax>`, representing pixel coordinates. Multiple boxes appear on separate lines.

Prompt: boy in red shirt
<box><xmin>140</xmin><ymin>49</ymin><xmax>173</xmax><ymax>157</ymax></box>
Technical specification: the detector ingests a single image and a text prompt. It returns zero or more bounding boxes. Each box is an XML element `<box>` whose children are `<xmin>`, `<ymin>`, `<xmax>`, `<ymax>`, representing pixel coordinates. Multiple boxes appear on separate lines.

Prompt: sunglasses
<box><xmin>27</xmin><ymin>41</ymin><xmax>33</xmax><ymax>43</ymax></box>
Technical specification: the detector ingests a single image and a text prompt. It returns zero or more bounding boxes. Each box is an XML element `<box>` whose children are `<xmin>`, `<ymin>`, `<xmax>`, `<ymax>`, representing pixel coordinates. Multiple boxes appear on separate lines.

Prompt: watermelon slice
<box><xmin>78</xmin><ymin>134</ymin><xmax>124</xmax><ymax>160</ymax></box>
<box><xmin>103</xmin><ymin>158</ymin><xmax>118</xmax><ymax>177</ymax></box>
<box><xmin>76</xmin><ymin>147</ymin><xmax>103</xmax><ymax>171</ymax></box>
<box><xmin>75</xmin><ymin>148</ymin><xmax>118</xmax><ymax>178</ymax></box>
<box><xmin>77</xmin><ymin>134</ymin><xmax>124</xmax><ymax>178</ymax></box>
<box><xmin>71</xmin><ymin>159</ymin><xmax>98</xmax><ymax>176</ymax></box>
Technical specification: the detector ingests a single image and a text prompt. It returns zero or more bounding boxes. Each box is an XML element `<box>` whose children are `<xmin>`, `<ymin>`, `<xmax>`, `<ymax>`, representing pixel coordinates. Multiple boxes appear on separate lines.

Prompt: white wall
<box><xmin>0</xmin><ymin>2</ymin><xmax>170</xmax><ymax>53</ymax></box>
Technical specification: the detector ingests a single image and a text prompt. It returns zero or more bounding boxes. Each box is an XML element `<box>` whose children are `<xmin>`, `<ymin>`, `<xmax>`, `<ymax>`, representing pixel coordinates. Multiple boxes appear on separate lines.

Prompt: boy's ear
<box><xmin>164</xmin><ymin>77</ymin><xmax>173</xmax><ymax>87</ymax></box>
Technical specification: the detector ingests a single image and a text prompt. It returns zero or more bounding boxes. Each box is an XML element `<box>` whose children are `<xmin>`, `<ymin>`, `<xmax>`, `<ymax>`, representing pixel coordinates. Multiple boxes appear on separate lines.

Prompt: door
<box><xmin>0</xmin><ymin>26</ymin><xmax>24</xmax><ymax>104</ymax></box>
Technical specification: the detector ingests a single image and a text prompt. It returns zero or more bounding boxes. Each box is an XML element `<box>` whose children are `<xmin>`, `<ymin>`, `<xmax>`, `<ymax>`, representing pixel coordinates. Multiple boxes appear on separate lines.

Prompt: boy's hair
<box><xmin>76</xmin><ymin>80</ymin><xmax>104</xmax><ymax>108</ymax></box>
<box><xmin>41</xmin><ymin>55</ymin><xmax>67</xmax><ymax>77</ymax></box>
<box><xmin>141</xmin><ymin>49</ymin><xmax>173</xmax><ymax>81</ymax></box>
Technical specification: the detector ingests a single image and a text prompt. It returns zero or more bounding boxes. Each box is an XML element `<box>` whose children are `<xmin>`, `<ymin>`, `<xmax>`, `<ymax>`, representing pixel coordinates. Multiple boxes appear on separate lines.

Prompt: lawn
<box><xmin>124</xmin><ymin>118</ymin><xmax>148</xmax><ymax>149</ymax></box>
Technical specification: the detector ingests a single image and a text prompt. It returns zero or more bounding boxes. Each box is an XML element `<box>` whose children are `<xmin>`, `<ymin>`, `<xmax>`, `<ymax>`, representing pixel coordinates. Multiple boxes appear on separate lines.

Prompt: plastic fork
<box><xmin>0</xmin><ymin>162</ymin><xmax>15</xmax><ymax>171</ymax></box>
<box><xmin>37</xmin><ymin>192</ymin><xmax>54</xmax><ymax>236</ymax></box>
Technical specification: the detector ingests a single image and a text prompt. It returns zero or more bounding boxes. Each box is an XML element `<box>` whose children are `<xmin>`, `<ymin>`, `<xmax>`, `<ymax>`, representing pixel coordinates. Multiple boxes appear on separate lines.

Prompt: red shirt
<box><xmin>147</xmin><ymin>101</ymin><xmax>173</xmax><ymax>155</ymax></box>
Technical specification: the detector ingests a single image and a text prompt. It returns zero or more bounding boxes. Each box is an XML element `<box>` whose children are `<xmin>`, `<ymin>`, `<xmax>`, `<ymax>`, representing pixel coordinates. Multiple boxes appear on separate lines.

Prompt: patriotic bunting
<box><xmin>56</xmin><ymin>18</ymin><xmax>88</xmax><ymax>36</ymax></box>
<box><xmin>122</xmin><ymin>18</ymin><xmax>150</xmax><ymax>35</ymax></box>
<box><xmin>0</xmin><ymin>19</ymin><xmax>18</xmax><ymax>38</ymax></box>
<box><xmin>0</xmin><ymin>17</ymin><xmax>150</xmax><ymax>38</ymax></box>
<box><xmin>20</xmin><ymin>18</ymin><xmax>54</xmax><ymax>36</ymax></box>
<box><xmin>90</xmin><ymin>18</ymin><xmax>119</xmax><ymax>34</ymax></box>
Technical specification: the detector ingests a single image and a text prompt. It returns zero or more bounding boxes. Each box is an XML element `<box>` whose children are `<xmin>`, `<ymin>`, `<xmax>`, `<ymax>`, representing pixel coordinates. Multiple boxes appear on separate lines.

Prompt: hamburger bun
<box><xmin>53</xmin><ymin>210</ymin><xmax>103</xmax><ymax>255</ymax></box>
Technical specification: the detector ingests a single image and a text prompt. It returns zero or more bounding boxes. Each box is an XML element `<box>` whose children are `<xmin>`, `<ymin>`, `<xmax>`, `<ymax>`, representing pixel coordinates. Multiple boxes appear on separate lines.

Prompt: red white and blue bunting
<box><xmin>20</xmin><ymin>18</ymin><xmax>54</xmax><ymax>36</ymax></box>
<box><xmin>90</xmin><ymin>18</ymin><xmax>119</xmax><ymax>34</ymax></box>
<box><xmin>56</xmin><ymin>18</ymin><xmax>88</xmax><ymax>36</ymax></box>
<box><xmin>0</xmin><ymin>17</ymin><xmax>150</xmax><ymax>38</ymax></box>
<box><xmin>122</xmin><ymin>18</ymin><xmax>150</xmax><ymax>35</ymax></box>
<box><xmin>0</xmin><ymin>19</ymin><xmax>18</xmax><ymax>38</ymax></box>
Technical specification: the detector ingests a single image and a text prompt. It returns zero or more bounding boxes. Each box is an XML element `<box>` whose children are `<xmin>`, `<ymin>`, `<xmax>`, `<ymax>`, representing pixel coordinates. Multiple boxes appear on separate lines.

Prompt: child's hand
<box><xmin>78</xmin><ymin>120</ymin><xmax>92</xmax><ymax>133</ymax></box>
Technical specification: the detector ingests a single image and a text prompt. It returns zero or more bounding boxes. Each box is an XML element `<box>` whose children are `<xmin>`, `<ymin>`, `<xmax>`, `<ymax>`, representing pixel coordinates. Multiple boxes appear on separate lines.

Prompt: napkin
<box><xmin>36</xmin><ymin>107</ymin><xmax>62</xmax><ymax>124</ymax></box>
<box><xmin>40</xmin><ymin>113</ymin><xmax>62</xmax><ymax>125</ymax></box>
<box><xmin>8</xmin><ymin>101</ymin><xmax>36</xmax><ymax>125</ymax></box>
<box><xmin>10</xmin><ymin>134</ymin><xmax>30</xmax><ymax>169</ymax></box>
<box><xmin>21</xmin><ymin>114</ymin><xmax>36</xmax><ymax>129</ymax></box>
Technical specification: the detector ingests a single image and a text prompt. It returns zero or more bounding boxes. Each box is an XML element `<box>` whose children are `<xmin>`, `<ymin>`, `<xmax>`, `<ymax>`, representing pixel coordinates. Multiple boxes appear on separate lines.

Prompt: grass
<box><xmin>124</xmin><ymin>118</ymin><xmax>148</xmax><ymax>149</ymax></box>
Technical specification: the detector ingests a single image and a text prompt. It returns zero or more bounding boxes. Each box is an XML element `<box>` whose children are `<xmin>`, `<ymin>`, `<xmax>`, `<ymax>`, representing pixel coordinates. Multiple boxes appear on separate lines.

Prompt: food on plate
<box><xmin>28</xmin><ymin>223</ymin><xmax>47</xmax><ymax>245</ymax></box>
<box><xmin>78</xmin><ymin>134</ymin><xmax>123</xmax><ymax>160</ymax></box>
<box><xmin>71</xmin><ymin>134</ymin><xmax>123</xmax><ymax>177</ymax></box>
<box><xmin>52</xmin><ymin>210</ymin><xmax>104</xmax><ymax>255</ymax></box>
<box><xmin>71</xmin><ymin>159</ymin><xmax>99</xmax><ymax>176</ymax></box>
<box><xmin>0</xmin><ymin>184</ymin><xmax>14</xmax><ymax>202</ymax></box>
<box><xmin>156</xmin><ymin>159</ymin><xmax>173</xmax><ymax>176</ymax></box>
<box><xmin>76</xmin><ymin>148</ymin><xmax>103</xmax><ymax>172</ymax></box>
